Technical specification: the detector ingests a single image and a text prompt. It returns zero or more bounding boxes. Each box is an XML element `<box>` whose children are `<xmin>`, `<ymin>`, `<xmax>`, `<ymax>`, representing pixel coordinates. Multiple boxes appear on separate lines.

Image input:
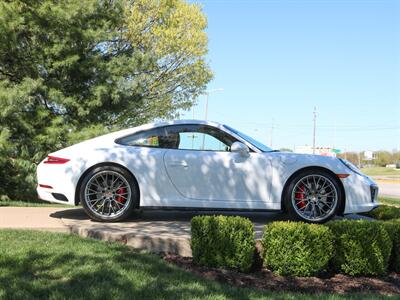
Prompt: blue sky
<box><xmin>181</xmin><ymin>0</ymin><xmax>400</xmax><ymax>152</ymax></box>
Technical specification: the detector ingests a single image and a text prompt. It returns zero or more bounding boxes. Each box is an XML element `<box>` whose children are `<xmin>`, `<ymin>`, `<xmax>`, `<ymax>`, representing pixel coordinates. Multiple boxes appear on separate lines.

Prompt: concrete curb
<box><xmin>0</xmin><ymin>207</ymin><xmax>375</xmax><ymax>258</ymax></box>
<box><xmin>66</xmin><ymin>224</ymin><xmax>192</xmax><ymax>256</ymax></box>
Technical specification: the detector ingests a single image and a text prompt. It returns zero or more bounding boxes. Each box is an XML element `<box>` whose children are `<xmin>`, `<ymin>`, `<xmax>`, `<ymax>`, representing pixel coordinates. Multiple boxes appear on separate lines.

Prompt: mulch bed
<box><xmin>163</xmin><ymin>254</ymin><xmax>400</xmax><ymax>296</ymax></box>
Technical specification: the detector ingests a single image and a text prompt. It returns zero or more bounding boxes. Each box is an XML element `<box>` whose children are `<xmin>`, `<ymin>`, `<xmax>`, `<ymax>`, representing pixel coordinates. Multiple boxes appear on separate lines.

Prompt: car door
<box><xmin>163</xmin><ymin>124</ymin><xmax>273</xmax><ymax>208</ymax></box>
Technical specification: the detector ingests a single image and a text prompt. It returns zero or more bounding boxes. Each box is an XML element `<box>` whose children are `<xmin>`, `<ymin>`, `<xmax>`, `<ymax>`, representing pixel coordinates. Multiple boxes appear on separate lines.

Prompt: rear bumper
<box><xmin>37</xmin><ymin>186</ymin><xmax>73</xmax><ymax>205</ymax></box>
<box><xmin>36</xmin><ymin>160</ymin><xmax>76</xmax><ymax>206</ymax></box>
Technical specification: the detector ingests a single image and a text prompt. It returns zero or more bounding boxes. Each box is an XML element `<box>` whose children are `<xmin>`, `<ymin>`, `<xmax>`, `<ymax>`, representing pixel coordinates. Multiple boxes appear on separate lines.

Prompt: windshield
<box><xmin>223</xmin><ymin>125</ymin><xmax>273</xmax><ymax>152</ymax></box>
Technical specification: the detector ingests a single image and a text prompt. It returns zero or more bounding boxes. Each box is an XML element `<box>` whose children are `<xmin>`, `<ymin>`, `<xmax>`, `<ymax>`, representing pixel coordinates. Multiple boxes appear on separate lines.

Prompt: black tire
<box><xmin>79</xmin><ymin>165</ymin><xmax>138</xmax><ymax>222</ymax></box>
<box><xmin>284</xmin><ymin>169</ymin><xmax>343</xmax><ymax>224</ymax></box>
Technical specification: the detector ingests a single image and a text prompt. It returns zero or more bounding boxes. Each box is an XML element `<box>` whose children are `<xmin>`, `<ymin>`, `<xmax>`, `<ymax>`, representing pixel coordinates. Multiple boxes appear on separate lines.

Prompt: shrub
<box><xmin>364</xmin><ymin>205</ymin><xmax>400</xmax><ymax>221</ymax></box>
<box><xmin>191</xmin><ymin>215</ymin><xmax>255</xmax><ymax>272</ymax></box>
<box><xmin>261</xmin><ymin>221</ymin><xmax>334</xmax><ymax>277</ymax></box>
<box><xmin>380</xmin><ymin>220</ymin><xmax>400</xmax><ymax>272</ymax></box>
<box><xmin>327</xmin><ymin>220</ymin><xmax>392</xmax><ymax>276</ymax></box>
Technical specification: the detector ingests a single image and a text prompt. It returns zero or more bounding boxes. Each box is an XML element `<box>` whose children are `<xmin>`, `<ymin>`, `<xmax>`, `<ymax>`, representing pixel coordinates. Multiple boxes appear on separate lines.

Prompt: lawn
<box><xmin>0</xmin><ymin>200</ymin><xmax>70</xmax><ymax>208</ymax></box>
<box><xmin>361</xmin><ymin>167</ymin><xmax>400</xmax><ymax>177</ymax></box>
<box><xmin>0</xmin><ymin>230</ymin><xmax>385</xmax><ymax>300</ymax></box>
<box><xmin>379</xmin><ymin>196</ymin><xmax>400</xmax><ymax>207</ymax></box>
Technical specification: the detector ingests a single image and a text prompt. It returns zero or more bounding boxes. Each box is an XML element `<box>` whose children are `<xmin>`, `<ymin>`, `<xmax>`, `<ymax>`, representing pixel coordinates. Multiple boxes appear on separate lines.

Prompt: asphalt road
<box><xmin>378</xmin><ymin>182</ymin><xmax>400</xmax><ymax>198</ymax></box>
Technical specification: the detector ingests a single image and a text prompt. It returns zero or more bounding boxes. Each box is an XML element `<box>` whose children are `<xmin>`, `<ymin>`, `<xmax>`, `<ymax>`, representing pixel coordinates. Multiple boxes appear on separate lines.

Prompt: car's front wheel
<box><xmin>284</xmin><ymin>169</ymin><xmax>343</xmax><ymax>223</ymax></box>
<box><xmin>80</xmin><ymin>165</ymin><xmax>138</xmax><ymax>222</ymax></box>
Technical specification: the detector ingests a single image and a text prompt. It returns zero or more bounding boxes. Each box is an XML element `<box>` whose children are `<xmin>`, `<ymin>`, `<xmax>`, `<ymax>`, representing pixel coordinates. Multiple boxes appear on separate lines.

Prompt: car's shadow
<box><xmin>50</xmin><ymin>207</ymin><xmax>372</xmax><ymax>223</ymax></box>
<box><xmin>50</xmin><ymin>207</ymin><xmax>288</xmax><ymax>223</ymax></box>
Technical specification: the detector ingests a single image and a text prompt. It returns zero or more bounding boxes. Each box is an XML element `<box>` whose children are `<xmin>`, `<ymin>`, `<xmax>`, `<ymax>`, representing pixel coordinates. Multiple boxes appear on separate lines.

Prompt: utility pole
<box><xmin>313</xmin><ymin>107</ymin><xmax>317</xmax><ymax>155</ymax></box>
<box><xmin>333</xmin><ymin>117</ymin><xmax>337</xmax><ymax>149</ymax></box>
<box><xmin>270</xmin><ymin>119</ymin><xmax>274</xmax><ymax>148</ymax></box>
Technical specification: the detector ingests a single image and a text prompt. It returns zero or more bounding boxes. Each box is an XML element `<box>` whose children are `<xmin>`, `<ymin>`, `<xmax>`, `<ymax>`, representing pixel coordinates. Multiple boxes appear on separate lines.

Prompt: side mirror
<box><xmin>231</xmin><ymin>142</ymin><xmax>250</xmax><ymax>157</ymax></box>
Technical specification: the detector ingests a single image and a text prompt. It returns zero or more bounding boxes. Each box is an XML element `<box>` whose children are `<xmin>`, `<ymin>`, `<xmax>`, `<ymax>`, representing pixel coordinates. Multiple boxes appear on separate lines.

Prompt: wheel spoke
<box><xmin>292</xmin><ymin>174</ymin><xmax>338</xmax><ymax>221</ymax></box>
<box><xmin>84</xmin><ymin>171</ymin><xmax>132</xmax><ymax>218</ymax></box>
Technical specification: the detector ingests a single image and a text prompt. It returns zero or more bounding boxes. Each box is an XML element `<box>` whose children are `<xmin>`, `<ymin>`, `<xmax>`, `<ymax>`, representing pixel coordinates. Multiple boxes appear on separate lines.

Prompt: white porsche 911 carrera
<box><xmin>37</xmin><ymin>120</ymin><xmax>378</xmax><ymax>223</ymax></box>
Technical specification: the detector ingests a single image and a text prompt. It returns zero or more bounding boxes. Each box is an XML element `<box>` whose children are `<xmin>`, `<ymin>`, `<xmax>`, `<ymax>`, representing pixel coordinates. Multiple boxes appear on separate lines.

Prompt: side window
<box><xmin>116</xmin><ymin>124</ymin><xmax>239</xmax><ymax>151</ymax></box>
<box><xmin>166</xmin><ymin>125</ymin><xmax>237</xmax><ymax>151</ymax></box>
<box><xmin>179</xmin><ymin>131</ymin><xmax>228</xmax><ymax>151</ymax></box>
<box><xmin>116</xmin><ymin>127</ymin><xmax>172</xmax><ymax>148</ymax></box>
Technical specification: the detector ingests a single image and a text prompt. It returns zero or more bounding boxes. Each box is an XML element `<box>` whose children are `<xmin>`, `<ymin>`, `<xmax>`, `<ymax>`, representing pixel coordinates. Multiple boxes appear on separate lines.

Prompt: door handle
<box><xmin>168</xmin><ymin>161</ymin><xmax>188</xmax><ymax>168</ymax></box>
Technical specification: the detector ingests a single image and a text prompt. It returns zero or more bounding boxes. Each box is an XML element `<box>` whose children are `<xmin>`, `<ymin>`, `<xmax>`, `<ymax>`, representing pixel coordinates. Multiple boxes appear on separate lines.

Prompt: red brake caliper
<box><xmin>116</xmin><ymin>187</ymin><xmax>126</xmax><ymax>204</ymax></box>
<box><xmin>295</xmin><ymin>184</ymin><xmax>306</xmax><ymax>209</ymax></box>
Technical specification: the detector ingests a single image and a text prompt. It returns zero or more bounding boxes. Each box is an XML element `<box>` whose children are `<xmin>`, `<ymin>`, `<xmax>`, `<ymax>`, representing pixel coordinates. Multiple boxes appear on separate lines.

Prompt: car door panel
<box><xmin>163</xmin><ymin>149</ymin><xmax>272</xmax><ymax>204</ymax></box>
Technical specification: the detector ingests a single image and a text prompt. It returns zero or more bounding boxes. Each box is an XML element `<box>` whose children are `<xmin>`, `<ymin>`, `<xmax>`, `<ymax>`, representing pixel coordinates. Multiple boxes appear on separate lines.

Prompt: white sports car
<box><xmin>37</xmin><ymin>120</ymin><xmax>378</xmax><ymax>223</ymax></box>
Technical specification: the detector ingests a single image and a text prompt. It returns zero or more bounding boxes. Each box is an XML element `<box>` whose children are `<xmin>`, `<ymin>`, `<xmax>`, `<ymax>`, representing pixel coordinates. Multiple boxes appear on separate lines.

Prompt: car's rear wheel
<box><xmin>284</xmin><ymin>169</ymin><xmax>343</xmax><ymax>223</ymax></box>
<box><xmin>80</xmin><ymin>166</ymin><xmax>138</xmax><ymax>222</ymax></box>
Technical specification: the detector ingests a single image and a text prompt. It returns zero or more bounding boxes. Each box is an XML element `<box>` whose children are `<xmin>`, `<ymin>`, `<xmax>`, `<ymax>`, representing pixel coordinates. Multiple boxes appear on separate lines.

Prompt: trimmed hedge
<box><xmin>380</xmin><ymin>220</ymin><xmax>400</xmax><ymax>273</ymax></box>
<box><xmin>191</xmin><ymin>215</ymin><xmax>255</xmax><ymax>272</ymax></box>
<box><xmin>364</xmin><ymin>205</ymin><xmax>400</xmax><ymax>221</ymax></box>
<box><xmin>261</xmin><ymin>221</ymin><xmax>334</xmax><ymax>277</ymax></box>
<box><xmin>327</xmin><ymin>220</ymin><xmax>392</xmax><ymax>276</ymax></box>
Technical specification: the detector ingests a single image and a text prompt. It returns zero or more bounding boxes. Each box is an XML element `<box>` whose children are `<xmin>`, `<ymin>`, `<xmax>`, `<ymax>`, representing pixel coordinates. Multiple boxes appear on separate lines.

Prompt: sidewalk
<box><xmin>0</xmin><ymin>207</ymin><xmax>288</xmax><ymax>256</ymax></box>
<box><xmin>0</xmin><ymin>207</ymin><xmax>69</xmax><ymax>232</ymax></box>
<box><xmin>0</xmin><ymin>206</ymin><xmax>372</xmax><ymax>256</ymax></box>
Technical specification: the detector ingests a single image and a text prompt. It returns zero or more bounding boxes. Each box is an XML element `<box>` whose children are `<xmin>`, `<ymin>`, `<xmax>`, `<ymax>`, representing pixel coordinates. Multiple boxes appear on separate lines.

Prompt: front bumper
<box><xmin>342</xmin><ymin>174</ymin><xmax>379</xmax><ymax>214</ymax></box>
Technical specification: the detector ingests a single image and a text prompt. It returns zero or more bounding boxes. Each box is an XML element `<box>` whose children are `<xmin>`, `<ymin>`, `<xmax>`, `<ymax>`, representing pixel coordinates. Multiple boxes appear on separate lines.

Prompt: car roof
<box><xmin>55</xmin><ymin>119</ymin><xmax>262</xmax><ymax>154</ymax></box>
<box><xmin>107</xmin><ymin>120</ymin><xmax>226</xmax><ymax>140</ymax></box>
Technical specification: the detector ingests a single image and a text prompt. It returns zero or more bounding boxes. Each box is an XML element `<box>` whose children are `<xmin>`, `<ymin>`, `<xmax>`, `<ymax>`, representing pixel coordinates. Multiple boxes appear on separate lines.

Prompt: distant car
<box><xmin>37</xmin><ymin>120</ymin><xmax>378</xmax><ymax>223</ymax></box>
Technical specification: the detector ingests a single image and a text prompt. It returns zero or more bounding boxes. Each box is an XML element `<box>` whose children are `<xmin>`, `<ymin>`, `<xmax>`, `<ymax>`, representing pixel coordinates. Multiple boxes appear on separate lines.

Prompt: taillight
<box><xmin>43</xmin><ymin>156</ymin><xmax>70</xmax><ymax>164</ymax></box>
<box><xmin>39</xmin><ymin>184</ymin><xmax>53</xmax><ymax>189</ymax></box>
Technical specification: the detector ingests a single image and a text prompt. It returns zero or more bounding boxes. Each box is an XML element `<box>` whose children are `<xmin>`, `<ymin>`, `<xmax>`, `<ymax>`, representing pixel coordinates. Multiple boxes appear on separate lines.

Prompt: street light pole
<box><xmin>201</xmin><ymin>88</ymin><xmax>223</xmax><ymax>149</ymax></box>
<box><xmin>204</xmin><ymin>92</ymin><xmax>209</xmax><ymax>121</ymax></box>
<box><xmin>203</xmin><ymin>88</ymin><xmax>223</xmax><ymax>121</ymax></box>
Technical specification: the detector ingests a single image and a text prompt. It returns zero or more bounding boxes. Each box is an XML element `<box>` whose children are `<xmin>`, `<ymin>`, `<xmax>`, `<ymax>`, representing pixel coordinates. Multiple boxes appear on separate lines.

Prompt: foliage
<box><xmin>261</xmin><ymin>221</ymin><xmax>334</xmax><ymax>277</ymax></box>
<box><xmin>191</xmin><ymin>215</ymin><xmax>255</xmax><ymax>272</ymax></box>
<box><xmin>338</xmin><ymin>151</ymin><xmax>400</xmax><ymax>168</ymax></box>
<box><xmin>327</xmin><ymin>220</ymin><xmax>392</xmax><ymax>276</ymax></box>
<box><xmin>379</xmin><ymin>220</ymin><xmax>400</xmax><ymax>272</ymax></box>
<box><xmin>364</xmin><ymin>205</ymin><xmax>400</xmax><ymax>221</ymax></box>
<box><xmin>0</xmin><ymin>0</ymin><xmax>212</xmax><ymax>200</ymax></box>
<box><xmin>360</xmin><ymin>167</ymin><xmax>400</xmax><ymax>176</ymax></box>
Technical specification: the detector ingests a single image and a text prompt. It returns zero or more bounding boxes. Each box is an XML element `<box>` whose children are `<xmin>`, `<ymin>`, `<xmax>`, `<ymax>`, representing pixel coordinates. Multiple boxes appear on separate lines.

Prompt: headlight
<box><xmin>339</xmin><ymin>158</ymin><xmax>364</xmax><ymax>176</ymax></box>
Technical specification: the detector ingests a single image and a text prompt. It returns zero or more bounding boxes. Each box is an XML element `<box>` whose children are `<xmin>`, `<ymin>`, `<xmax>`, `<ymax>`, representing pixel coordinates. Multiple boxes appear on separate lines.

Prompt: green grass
<box><xmin>379</xmin><ymin>197</ymin><xmax>400</xmax><ymax>207</ymax></box>
<box><xmin>361</xmin><ymin>167</ymin><xmax>400</xmax><ymax>177</ymax></box>
<box><xmin>0</xmin><ymin>230</ymin><xmax>384</xmax><ymax>300</ymax></box>
<box><xmin>0</xmin><ymin>200</ymin><xmax>71</xmax><ymax>208</ymax></box>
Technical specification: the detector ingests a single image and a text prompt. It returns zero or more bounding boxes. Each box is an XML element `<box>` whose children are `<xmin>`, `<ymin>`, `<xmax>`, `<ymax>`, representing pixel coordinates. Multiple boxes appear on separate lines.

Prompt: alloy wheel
<box><xmin>84</xmin><ymin>171</ymin><xmax>132</xmax><ymax>219</ymax></box>
<box><xmin>291</xmin><ymin>174</ymin><xmax>338</xmax><ymax>222</ymax></box>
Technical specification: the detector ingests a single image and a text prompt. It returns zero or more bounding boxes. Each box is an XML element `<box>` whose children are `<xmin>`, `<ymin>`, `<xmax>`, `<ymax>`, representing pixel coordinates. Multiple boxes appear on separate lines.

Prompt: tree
<box><xmin>0</xmin><ymin>0</ymin><xmax>212</xmax><ymax>200</ymax></box>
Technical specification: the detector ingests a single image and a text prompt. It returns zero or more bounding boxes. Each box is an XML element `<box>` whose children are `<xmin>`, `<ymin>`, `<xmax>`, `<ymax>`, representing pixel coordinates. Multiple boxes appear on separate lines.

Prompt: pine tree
<box><xmin>0</xmin><ymin>0</ymin><xmax>212</xmax><ymax>200</ymax></box>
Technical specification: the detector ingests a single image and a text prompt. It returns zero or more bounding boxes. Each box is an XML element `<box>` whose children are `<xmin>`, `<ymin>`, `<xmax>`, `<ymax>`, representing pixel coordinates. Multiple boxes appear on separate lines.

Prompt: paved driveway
<box><xmin>0</xmin><ymin>206</ymin><xmax>372</xmax><ymax>256</ymax></box>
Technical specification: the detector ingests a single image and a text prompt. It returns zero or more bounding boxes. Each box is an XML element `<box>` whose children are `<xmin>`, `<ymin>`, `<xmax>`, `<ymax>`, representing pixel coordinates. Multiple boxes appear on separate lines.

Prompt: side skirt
<box><xmin>139</xmin><ymin>206</ymin><xmax>283</xmax><ymax>213</ymax></box>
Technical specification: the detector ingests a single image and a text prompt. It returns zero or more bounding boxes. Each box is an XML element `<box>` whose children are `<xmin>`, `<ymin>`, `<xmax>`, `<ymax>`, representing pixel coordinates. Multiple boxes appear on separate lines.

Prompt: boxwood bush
<box><xmin>261</xmin><ymin>221</ymin><xmax>334</xmax><ymax>277</ymax></box>
<box><xmin>327</xmin><ymin>220</ymin><xmax>392</xmax><ymax>276</ymax></box>
<box><xmin>191</xmin><ymin>215</ymin><xmax>255</xmax><ymax>272</ymax></box>
<box><xmin>364</xmin><ymin>205</ymin><xmax>400</xmax><ymax>221</ymax></box>
<box><xmin>380</xmin><ymin>220</ymin><xmax>400</xmax><ymax>273</ymax></box>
